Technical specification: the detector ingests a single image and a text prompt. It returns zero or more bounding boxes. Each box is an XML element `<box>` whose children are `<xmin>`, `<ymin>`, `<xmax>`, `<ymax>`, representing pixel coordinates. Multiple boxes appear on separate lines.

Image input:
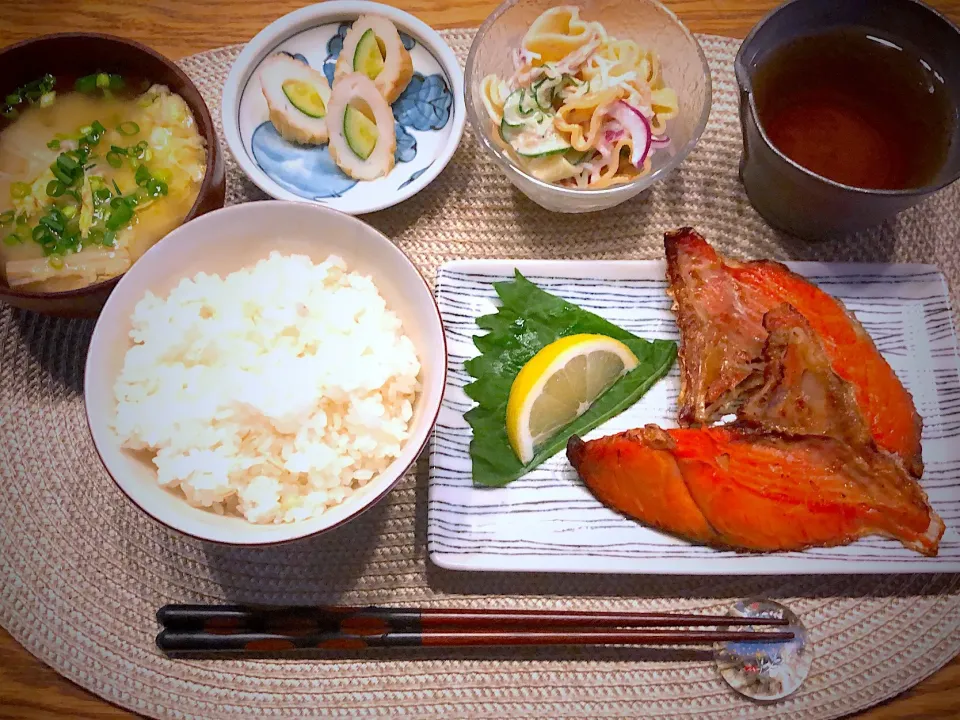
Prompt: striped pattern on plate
<box><xmin>428</xmin><ymin>259</ymin><xmax>960</xmax><ymax>574</ymax></box>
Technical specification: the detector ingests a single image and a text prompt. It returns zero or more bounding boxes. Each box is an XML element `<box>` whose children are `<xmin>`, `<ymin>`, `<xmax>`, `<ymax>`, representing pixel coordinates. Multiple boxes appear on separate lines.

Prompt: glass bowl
<box><xmin>465</xmin><ymin>0</ymin><xmax>712</xmax><ymax>213</ymax></box>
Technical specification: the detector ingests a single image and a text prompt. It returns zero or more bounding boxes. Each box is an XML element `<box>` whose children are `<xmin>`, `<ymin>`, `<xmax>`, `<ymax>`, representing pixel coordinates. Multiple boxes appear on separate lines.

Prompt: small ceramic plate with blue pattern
<box><xmin>222</xmin><ymin>1</ymin><xmax>465</xmax><ymax>215</ymax></box>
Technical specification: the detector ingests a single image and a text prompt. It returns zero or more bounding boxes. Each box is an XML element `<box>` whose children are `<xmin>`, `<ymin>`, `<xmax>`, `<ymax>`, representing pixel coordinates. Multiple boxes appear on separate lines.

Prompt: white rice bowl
<box><xmin>111</xmin><ymin>252</ymin><xmax>421</xmax><ymax>524</ymax></box>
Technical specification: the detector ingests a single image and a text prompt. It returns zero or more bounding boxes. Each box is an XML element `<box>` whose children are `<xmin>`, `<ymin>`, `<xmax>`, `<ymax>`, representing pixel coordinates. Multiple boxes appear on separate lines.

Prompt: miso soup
<box><xmin>0</xmin><ymin>73</ymin><xmax>206</xmax><ymax>292</ymax></box>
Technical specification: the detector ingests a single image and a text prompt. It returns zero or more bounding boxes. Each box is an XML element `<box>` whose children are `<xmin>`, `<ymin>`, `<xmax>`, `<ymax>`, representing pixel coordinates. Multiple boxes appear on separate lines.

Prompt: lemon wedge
<box><xmin>505</xmin><ymin>334</ymin><xmax>639</xmax><ymax>464</ymax></box>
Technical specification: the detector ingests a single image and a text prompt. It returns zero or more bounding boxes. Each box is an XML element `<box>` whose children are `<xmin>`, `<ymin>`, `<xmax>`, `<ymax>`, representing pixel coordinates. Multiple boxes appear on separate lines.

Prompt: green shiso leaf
<box><xmin>464</xmin><ymin>270</ymin><xmax>677</xmax><ymax>487</ymax></box>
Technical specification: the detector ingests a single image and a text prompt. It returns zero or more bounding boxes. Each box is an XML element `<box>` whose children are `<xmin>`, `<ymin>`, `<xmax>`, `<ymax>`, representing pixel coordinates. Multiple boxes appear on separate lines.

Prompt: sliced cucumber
<box><xmin>344</xmin><ymin>104</ymin><xmax>379</xmax><ymax>160</ymax></box>
<box><xmin>533</xmin><ymin>78</ymin><xmax>557</xmax><ymax>111</ymax></box>
<box><xmin>518</xmin><ymin>90</ymin><xmax>539</xmax><ymax>116</ymax></box>
<box><xmin>563</xmin><ymin>148</ymin><xmax>590</xmax><ymax>164</ymax></box>
<box><xmin>282</xmin><ymin>79</ymin><xmax>327</xmax><ymax>119</ymax></box>
<box><xmin>501</xmin><ymin>90</ymin><xmax>526</xmax><ymax>127</ymax></box>
<box><xmin>353</xmin><ymin>29</ymin><xmax>385</xmax><ymax>80</ymax></box>
<box><xmin>515</xmin><ymin>135</ymin><xmax>572</xmax><ymax>158</ymax></box>
<box><xmin>500</xmin><ymin>117</ymin><xmax>523</xmax><ymax>145</ymax></box>
<box><xmin>553</xmin><ymin>74</ymin><xmax>579</xmax><ymax>99</ymax></box>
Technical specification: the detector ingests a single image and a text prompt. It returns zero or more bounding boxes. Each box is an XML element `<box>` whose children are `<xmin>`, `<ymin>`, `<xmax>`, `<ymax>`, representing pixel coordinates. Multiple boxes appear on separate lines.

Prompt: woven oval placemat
<box><xmin>2</xmin><ymin>29</ymin><xmax>959</xmax><ymax>720</ymax></box>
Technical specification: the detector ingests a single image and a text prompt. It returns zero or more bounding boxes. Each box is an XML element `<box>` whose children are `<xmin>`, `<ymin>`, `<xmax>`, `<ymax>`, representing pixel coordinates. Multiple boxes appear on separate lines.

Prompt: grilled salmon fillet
<box><xmin>665</xmin><ymin>228</ymin><xmax>924</xmax><ymax>476</ymax></box>
<box><xmin>567</xmin><ymin>427</ymin><xmax>944</xmax><ymax>555</ymax></box>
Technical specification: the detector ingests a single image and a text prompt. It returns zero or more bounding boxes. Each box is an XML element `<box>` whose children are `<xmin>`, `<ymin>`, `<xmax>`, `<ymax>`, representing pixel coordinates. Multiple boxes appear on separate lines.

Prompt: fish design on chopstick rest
<box><xmin>665</xmin><ymin>228</ymin><xmax>924</xmax><ymax>476</ymax></box>
<box><xmin>567</xmin><ymin>425</ymin><xmax>944</xmax><ymax>556</ymax></box>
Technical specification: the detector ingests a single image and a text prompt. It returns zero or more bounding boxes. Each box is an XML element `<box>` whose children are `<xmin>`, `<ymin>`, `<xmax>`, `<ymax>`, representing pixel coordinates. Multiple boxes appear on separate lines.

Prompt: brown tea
<box><xmin>752</xmin><ymin>28</ymin><xmax>954</xmax><ymax>190</ymax></box>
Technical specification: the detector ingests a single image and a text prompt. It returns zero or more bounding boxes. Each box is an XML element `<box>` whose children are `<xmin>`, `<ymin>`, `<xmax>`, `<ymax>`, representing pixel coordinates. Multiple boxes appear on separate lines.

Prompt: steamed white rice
<box><xmin>112</xmin><ymin>252</ymin><xmax>421</xmax><ymax>524</ymax></box>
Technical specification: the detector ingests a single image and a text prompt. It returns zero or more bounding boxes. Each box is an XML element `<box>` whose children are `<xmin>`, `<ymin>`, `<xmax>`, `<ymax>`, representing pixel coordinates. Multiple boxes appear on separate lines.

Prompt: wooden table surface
<box><xmin>2</xmin><ymin>0</ymin><xmax>960</xmax><ymax>717</ymax></box>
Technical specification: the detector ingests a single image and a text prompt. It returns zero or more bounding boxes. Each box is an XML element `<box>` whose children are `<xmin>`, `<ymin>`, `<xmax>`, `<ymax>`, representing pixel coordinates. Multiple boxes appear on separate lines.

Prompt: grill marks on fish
<box><xmin>739</xmin><ymin>304</ymin><xmax>873</xmax><ymax>445</ymax></box>
<box><xmin>664</xmin><ymin>228</ymin><xmax>923</xmax><ymax>476</ymax></box>
<box><xmin>664</xmin><ymin>229</ymin><xmax>766</xmax><ymax>423</ymax></box>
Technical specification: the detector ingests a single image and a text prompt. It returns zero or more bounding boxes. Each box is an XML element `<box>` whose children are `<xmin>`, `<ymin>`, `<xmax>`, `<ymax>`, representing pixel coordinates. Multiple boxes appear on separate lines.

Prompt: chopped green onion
<box><xmin>106</xmin><ymin>151</ymin><xmax>123</xmax><ymax>168</ymax></box>
<box><xmin>3</xmin><ymin>75</ymin><xmax>56</xmax><ymax>115</ymax></box>
<box><xmin>51</xmin><ymin>165</ymin><xmax>73</xmax><ymax>185</ymax></box>
<box><xmin>32</xmin><ymin>225</ymin><xmax>48</xmax><ymax>242</ymax></box>
<box><xmin>86</xmin><ymin>228</ymin><xmax>104</xmax><ymax>245</ymax></box>
<box><xmin>109</xmin><ymin>144</ymin><xmax>128</xmax><ymax>156</ymax></box>
<box><xmin>57</xmin><ymin>154</ymin><xmax>79</xmax><ymax>173</ymax></box>
<box><xmin>10</xmin><ymin>182</ymin><xmax>30</xmax><ymax>200</ymax></box>
<box><xmin>82</xmin><ymin>120</ymin><xmax>106</xmax><ymax>144</ymax></box>
<box><xmin>112</xmin><ymin>179</ymin><xmax>123</xmax><ymax>196</ymax></box>
<box><xmin>62</xmin><ymin>225</ymin><xmax>80</xmax><ymax>245</ymax></box>
<box><xmin>39</xmin><ymin>217</ymin><xmax>64</xmax><ymax>235</ymax></box>
<box><xmin>109</xmin><ymin>74</ymin><xmax>125</xmax><ymax>91</ymax></box>
<box><xmin>0</xmin><ymin>210</ymin><xmax>14</xmax><ymax>224</ymax></box>
<box><xmin>15</xmin><ymin>213</ymin><xmax>28</xmax><ymax>226</ymax></box>
<box><xmin>3</xmin><ymin>233</ymin><xmax>19</xmax><ymax>246</ymax></box>
<box><xmin>154</xmin><ymin>167</ymin><xmax>173</xmax><ymax>184</ymax></box>
<box><xmin>145</xmin><ymin>178</ymin><xmax>168</xmax><ymax>197</ymax></box>
<box><xmin>128</xmin><ymin>140</ymin><xmax>149</xmax><ymax>159</ymax></box>
<box><xmin>61</xmin><ymin>205</ymin><xmax>77</xmax><ymax>219</ymax></box>
<box><xmin>103</xmin><ymin>230</ymin><xmax>116</xmax><ymax>247</ymax></box>
<box><xmin>64</xmin><ymin>189</ymin><xmax>81</xmax><ymax>203</ymax></box>
<box><xmin>94</xmin><ymin>187</ymin><xmax>112</xmax><ymax>203</ymax></box>
<box><xmin>46</xmin><ymin>138</ymin><xmax>61</xmax><ymax>150</ymax></box>
<box><xmin>96</xmin><ymin>73</ymin><xmax>110</xmax><ymax>89</ymax></box>
<box><xmin>48</xmin><ymin>255</ymin><xmax>64</xmax><ymax>270</ymax></box>
<box><xmin>134</xmin><ymin>164</ymin><xmax>152</xmax><ymax>187</ymax></box>
<box><xmin>46</xmin><ymin>180</ymin><xmax>66</xmax><ymax>197</ymax></box>
<box><xmin>106</xmin><ymin>201</ymin><xmax>133</xmax><ymax>230</ymax></box>
<box><xmin>117</xmin><ymin>121</ymin><xmax>140</xmax><ymax>136</ymax></box>
<box><xmin>75</xmin><ymin>75</ymin><xmax>98</xmax><ymax>93</ymax></box>
<box><xmin>79</xmin><ymin>125</ymin><xmax>93</xmax><ymax>136</ymax></box>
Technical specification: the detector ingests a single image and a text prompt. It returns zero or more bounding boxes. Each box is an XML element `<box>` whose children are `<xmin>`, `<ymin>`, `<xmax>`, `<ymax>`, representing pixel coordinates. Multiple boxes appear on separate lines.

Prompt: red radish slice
<box><xmin>603</xmin><ymin>119</ymin><xmax>625</xmax><ymax>144</ymax></box>
<box><xmin>609</xmin><ymin>101</ymin><xmax>652</xmax><ymax>168</ymax></box>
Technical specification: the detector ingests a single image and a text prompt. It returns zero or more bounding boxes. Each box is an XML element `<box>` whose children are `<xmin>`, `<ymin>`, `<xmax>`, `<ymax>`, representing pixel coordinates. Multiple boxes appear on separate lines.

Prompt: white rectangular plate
<box><xmin>428</xmin><ymin>259</ymin><xmax>960</xmax><ymax>574</ymax></box>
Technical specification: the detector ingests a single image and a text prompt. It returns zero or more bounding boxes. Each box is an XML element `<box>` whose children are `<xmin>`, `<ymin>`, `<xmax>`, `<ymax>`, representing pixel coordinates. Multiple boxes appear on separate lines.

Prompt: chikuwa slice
<box><xmin>326</xmin><ymin>73</ymin><xmax>397</xmax><ymax>180</ymax></box>
<box><xmin>334</xmin><ymin>15</ymin><xmax>414</xmax><ymax>103</ymax></box>
<box><xmin>259</xmin><ymin>54</ymin><xmax>332</xmax><ymax>145</ymax></box>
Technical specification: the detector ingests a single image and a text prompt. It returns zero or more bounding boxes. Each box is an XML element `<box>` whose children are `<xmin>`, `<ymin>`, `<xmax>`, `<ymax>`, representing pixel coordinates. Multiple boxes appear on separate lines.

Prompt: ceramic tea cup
<box><xmin>735</xmin><ymin>0</ymin><xmax>960</xmax><ymax>239</ymax></box>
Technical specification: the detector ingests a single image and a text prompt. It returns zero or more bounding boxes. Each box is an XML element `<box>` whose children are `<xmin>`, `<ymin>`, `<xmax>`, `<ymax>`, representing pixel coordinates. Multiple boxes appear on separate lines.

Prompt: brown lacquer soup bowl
<box><xmin>0</xmin><ymin>33</ymin><xmax>225</xmax><ymax>317</ymax></box>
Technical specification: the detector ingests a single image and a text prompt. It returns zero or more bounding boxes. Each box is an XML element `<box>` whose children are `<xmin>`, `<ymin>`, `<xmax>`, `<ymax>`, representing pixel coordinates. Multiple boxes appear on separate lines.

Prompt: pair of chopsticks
<box><xmin>156</xmin><ymin>604</ymin><xmax>794</xmax><ymax>655</ymax></box>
